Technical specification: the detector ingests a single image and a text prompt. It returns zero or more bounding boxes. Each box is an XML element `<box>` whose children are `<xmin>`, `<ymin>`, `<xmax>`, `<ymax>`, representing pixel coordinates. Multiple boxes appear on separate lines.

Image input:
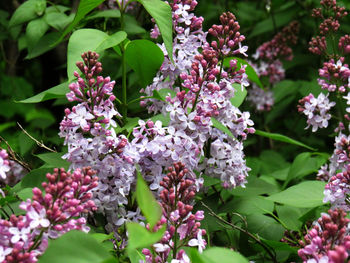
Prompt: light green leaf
<box><xmin>96</xmin><ymin>31</ymin><xmax>127</xmax><ymax>52</ymax></box>
<box><xmin>228</xmin><ymin>176</ymin><xmax>279</xmax><ymax>197</ymax></box>
<box><xmin>9</xmin><ymin>0</ymin><xmax>46</xmax><ymax>27</ymax></box>
<box><xmin>150</xmin><ymin>113</ymin><xmax>170</xmax><ymax>126</ymax></box>
<box><xmin>224</xmin><ymin>57</ymin><xmax>263</xmax><ymax>89</ymax></box>
<box><xmin>125</xmin><ymin>39</ymin><xmax>164</xmax><ymax>88</ymax></box>
<box><xmin>35</xmin><ymin>152</ymin><xmax>70</xmax><ymax>170</ymax></box>
<box><xmin>137</xmin><ymin>0</ymin><xmax>173</xmax><ymax>60</ymax></box>
<box><xmin>127</xmin><ymin>222</ymin><xmax>165</xmax><ymax>250</ymax></box>
<box><xmin>211</xmin><ymin>117</ymin><xmax>234</xmax><ymax>139</ymax></box>
<box><xmin>230</xmin><ymin>83</ymin><xmax>247</xmax><ymax>107</ymax></box>
<box><xmin>17</xmin><ymin>188</ymin><xmax>33</xmax><ymax>201</ymax></box>
<box><xmin>53</xmin><ymin>0</ymin><xmax>105</xmax><ymax>45</ymax></box>
<box><xmin>37</xmin><ymin>231</ymin><xmax>112</xmax><ymax>263</ymax></box>
<box><xmin>18</xmin><ymin>82</ymin><xmax>69</xmax><ymax>103</ymax></box>
<box><xmin>26</xmin><ymin>18</ymin><xmax>49</xmax><ymax>47</ymax></box>
<box><xmin>266</xmin><ymin>181</ymin><xmax>326</xmax><ymax>208</ymax></box>
<box><xmin>67</xmin><ymin>29</ymin><xmax>108</xmax><ymax>81</ymax></box>
<box><xmin>202</xmin><ymin>247</ymin><xmax>249</xmax><ymax>263</ymax></box>
<box><xmin>152</xmin><ymin>88</ymin><xmax>177</xmax><ymax>101</ymax></box>
<box><xmin>254</xmin><ymin>129</ymin><xmax>316</xmax><ymax>151</ymax></box>
<box><xmin>136</xmin><ymin>169</ymin><xmax>162</xmax><ymax>228</ymax></box>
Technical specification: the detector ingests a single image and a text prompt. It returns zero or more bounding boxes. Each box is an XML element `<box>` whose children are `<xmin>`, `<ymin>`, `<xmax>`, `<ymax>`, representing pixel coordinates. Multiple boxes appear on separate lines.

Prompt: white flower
<box><xmin>27</xmin><ymin>208</ymin><xmax>50</xmax><ymax>229</ymax></box>
<box><xmin>9</xmin><ymin>227</ymin><xmax>30</xmax><ymax>243</ymax></box>
<box><xmin>188</xmin><ymin>231</ymin><xmax>206</xmax><ymax>253</ymax></box>
<box><xmin>68</xmin><ymin>104</ymin><xmax>94</xmax><ymax>130</ymax></box>
<box><xmin>0</xmin><ymin>246</ymin><xmax>12</xmax><ymax>262</ymax></box>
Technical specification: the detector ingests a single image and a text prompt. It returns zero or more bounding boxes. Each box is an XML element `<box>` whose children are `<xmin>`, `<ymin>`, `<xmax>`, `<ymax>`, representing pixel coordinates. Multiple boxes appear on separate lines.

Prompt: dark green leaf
<box><xmin>20</xmin><ymin>168</ymin><xmax>52</xmax><ymax>189</ymax></box>
<box><xmin>125</xmin><ymin>39</ymin><xmax>164</xmax><ymax>88</ymax></box>
<box><xmin>25</xmin><ymin>32</ymin><xmax>61</xmax><ymax>59</ymax></box>
<box><xmin>228</xmin><ymin>176</ymin><xmax>279</xmax><ymax>197</ymax></box>
<box><xmin>16</xmin><ymin>188</ymin><xmax>33</xmax><ymax>201</ymax></box>
<box><xmin>136</xmin><ymin>0</ymin><xmax>172</xmax><ymax>60</ymax></box>
<box><xmin>35</xmin><ymin>152</ymin><xmax>70</xmax><ymax>170</ymax></box>
<box><xmin>254</xmin><ymin>129</ymin><xmax>316</xmax><ymax>151</ymax></box>
<box><xmin>26</xmin><ymin>18</ymin><xmax>49</xmax><ymax>47</ymax></box>
<box><xmin>136</xmin><ymin>169</ymin><xmax>162</xmax><ymax>228</ymax></box>
<box><xmin>37</xmin><ymin>231</ymin><xmax>112</xmax><ymax>263</ymax></box>
<box><xmin>86</xmin><ymin>9</ymin><xmax>121</xmax><ymax>20</ymax></box>
<box><xmin>44</xmin><ymin>12</ymin><xmax>74</xmax><ymax>31</ymax></box>
<box><xmin>246</xmin><ymin>214</ymin><xmax>285</xmax><ymax>241</ymax></box>
<box><xmin>9</xmin><ymin>0</ymin><xmax>46</xmax><ymax>27</ymax></box>
<box><xmin>220</xmin><ymin>196</ymin><xmax>274</xmax><ymax>215</ymax></box>
<box><xmin>18</xmin><ymin>82</ymin><xmax>69</xmax><ymax>103</ymax></box>
<box><xmin>53</xmin><ymin>0</ymin><xmax>105</xmax><ymax>45</ymax></box>
<box><xmin>266</xmin><ymin>181</ymin><xmax>326</xmax><ymax>208</ymax></box>
<box><xmin>276</xmin><ymin>205</ymin><xmax>304</xmax><ymax>230</ymax></box>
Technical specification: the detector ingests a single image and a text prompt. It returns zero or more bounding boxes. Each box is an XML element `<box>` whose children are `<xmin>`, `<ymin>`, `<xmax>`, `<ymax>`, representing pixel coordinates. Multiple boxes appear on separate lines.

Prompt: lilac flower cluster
<box><xmin>298</xmin><ymin>208</ymin><xmax>350</xmax><ymax>263</ymax></box>
<box><xmin>143</xmin><ymin>0</ymin><xmax>206</xmax><ymax>114</ymax></box>
<box><xmin>0</xmin><ymin>167</ymin><xmax>98</xmax><ymax>263</ymax></box>
<box><xmin>142</xmin><ymin>163</ymin><xmax>206</xmax><ymax>262</ymax></box>
<box><xmin>324</xmin><ymin>159</ymin><xmax>350</xmax><ymax>210</ymax></box>
<box><xmin>248</xmin><ymin>21</ymin><xmax>299</xmax><ymax>111</ymax></box>
<box><xmin>318</xmin><ymin>58</ymin><xmax>350</xmax><ymax>93</ymax></box>
<box><xmin>309</xmin><ymin>0</ymin><xmax>347</xmax><ymax>56</ymax></box>
<box><xmin>59</xmin><ymin>51</ymin><xmax>142</xmax><ymax>235</ymax></box>
<box><xmin>0</xmin><ymin>149</ymin><xmax>26</xmax><ymax>187</ymax></box>
<box><xmin>297</xmin><ymin>93</ymin><xmax>335</xmax><ymax>132</ymax></box>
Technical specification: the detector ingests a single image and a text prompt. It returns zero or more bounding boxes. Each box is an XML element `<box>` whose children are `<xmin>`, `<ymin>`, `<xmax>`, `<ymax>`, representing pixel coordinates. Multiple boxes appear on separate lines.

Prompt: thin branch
<box><xmin>201</xmin><ymin>202</ymin><xmax>278</xmax><ymax>263</ymax></box>
<box><xmin>0</xmin><ymin>135</ymin><xmax>31</xmax><ymax>171</ymax></box>
<box><xmin>17</xmin><ymin>122</ymin><xmax>56</xmax><ymax>153</ymax></box>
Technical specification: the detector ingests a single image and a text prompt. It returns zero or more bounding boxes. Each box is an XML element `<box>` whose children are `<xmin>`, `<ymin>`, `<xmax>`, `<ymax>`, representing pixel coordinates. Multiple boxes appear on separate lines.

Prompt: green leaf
<box><xmin>266</xmin><ymin>181</ymin><xmax>326</xmax><ymax>208</ymax></box>
<box><xmin>228</xmin><ymin>176</ymin><xmax>279</xmax><ymax>197</ymax></box>
<box><xmin>136</xmin><ymin>169</ymin><xmax>162</xmax><ymax>228</ymax></box>
<box><xmin>35</xmin><ymin>152</ymin><xmax>70</xmax><ymax>170</ymax></box>
<box><xmin>249</xmin><ymin>9</ymin><xmax>298</xmax><ymax>38</ymax></box>
<box><xmin>152</xmin><ymin>88</ymin><xmax>177</xmax><ymax>101</ymax></box>
<box><xmin>25</xmin><ymin>32</ymin><xmax>61</xmax><ymax>59</ymax></box>
<box><xmin>150</xmin><ymin>113</ymin><xmax>170</xmax><ymax>126</ymax></box>
<box><xmin>17</xmin><ymin>188</ymin><xmax>33</xmax><ymax>201</ymax></box>
<box><xmin>136</xmin><ymin>0</ymin><xmax>173</xmax><ymax>60</ymax></box>
<box><xmin>53</xmin><ymin>0</ymin><xmax>105</xmax><ymax>45</ymax></box>
<box><xmin>67</xmin><ymin>29</ymin><xmax>108</xmax><ymax>81</ymax></box>
<box><xmin>224</xmin><ymin>57</ymin><xmax>263</xmax><ymax>89</ymax></box>
<box><xmin>124</xmin><ymin>15</ymin><xmax>146</xmax><ymax>35</ymax></box>
<box><xmin>211</xmin><ymin>117</ymin><xmax>234</xmax><ymax>139</ymax></box>
<box><xmin>125</xmin><ymin>39</ymin><xmax>164</xmax><ymax>88</ymax></box>
<box><xmin>283</xmin><ymin>152</ymin><xmax>327</xmax><ymax>188</ymax></box>
<box><xmin>246</xmin><ymin>214</ymin><xmax>285</xmax><ymax>241</ymax></box>
<box><xmin>20</xmin><ymin>168</ymin><xmax>51</xmax><ymax>189</ymax></box>
<box><xmin>113</xmin><ymin>117</ymin><xmax>140</xmax><ymax>134</ymax></box>
<box><xmin>96</xmin><ymin>31</ymin><xmax>127</xmax><ymax>52</ymax></box>
<box><xmin>37</xmin><ymin>231</ymin><xmax>112</xmax><ymax>263</ymax></box>
<box><xmin>86</xmin><ymin>9</ymin><xmax>121</xmax><ymax>20</ymax></box>
<box><xmin>230</xmin><ymin>83</ymin><xmax>247</xmax><ymax>107</ymax></box>
<box><xmin>220</xmin><ymin>196</ymin><xmax>274</xmax><ymax>215</ymax></box>
<box><xmin>127</xmin><ymin>222</ymin><xmax>165</xmax><ymax>250</ymax></box>
<box><xmin>254</xmin><ymin>129</ymin><xmax>316</xmax><ymax>151</ymax></box>
<box><xmin>9</xmin><ymin>0</ymin><xmax>46</xmax><ymax>27</ymax></box>
<box><xmin>18</xmin><ymin>82</ymin><xmax>69</xmax><ymax>103</ymax></box>
<box><xmin>201</xmin><ymin>247</ymin><xmax>249</xmax><ymax>263</ymax></box>
<box><xmin>44</xmin><ymin>12</ymin><xmax>74</xmax><ymax>31</ymax></box>
<box><xmin>0</xmin><ymin>122</ymin><xmax>16</xmax><ymax>133</ymax></box>
<box><xmin>276</xmin><ymin>205</ymin><xmax>304</xmax><ymax>230</ymax></box>
<box><xmin>26</xmin><ymin>18</ymin><xmax>49</xmax><ymax>47</ymax></box>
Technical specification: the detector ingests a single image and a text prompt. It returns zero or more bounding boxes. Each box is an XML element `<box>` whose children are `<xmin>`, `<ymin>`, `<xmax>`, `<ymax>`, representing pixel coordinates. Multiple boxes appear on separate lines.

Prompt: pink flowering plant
<box><xmin>2</xmin><ymin>0</ymin><xmax>350</xmax><ymax>262</ymax></box>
